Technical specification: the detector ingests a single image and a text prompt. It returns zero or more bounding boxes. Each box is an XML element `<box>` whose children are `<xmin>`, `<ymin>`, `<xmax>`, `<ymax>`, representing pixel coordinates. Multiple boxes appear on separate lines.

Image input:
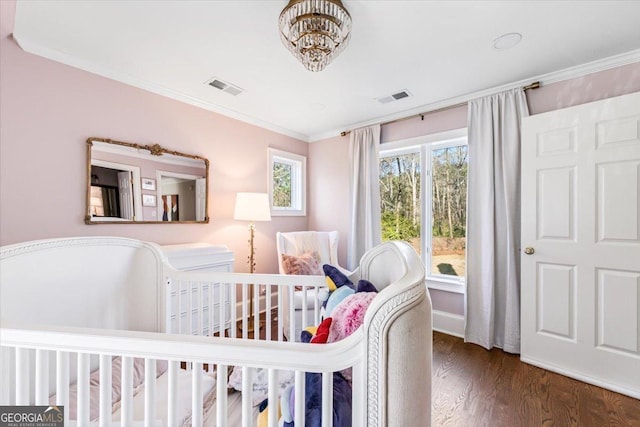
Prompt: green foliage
<box><xmin>380</xmin><ymin>145</ymin><xmax>467</xmax><ymax>242</ymax></box>
<box><xmin>381</xmin><ymin>211</ymin><xmax>420</xmax><ymax>241</ymax></box>
<box><xmin>272</xmin><ymin>162</ymin><xmax>291</xmax><ymax>207</ymax></box>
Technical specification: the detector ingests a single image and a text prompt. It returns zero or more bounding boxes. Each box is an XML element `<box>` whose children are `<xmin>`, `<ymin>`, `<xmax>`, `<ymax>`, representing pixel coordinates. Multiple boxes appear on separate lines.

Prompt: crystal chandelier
<box><xmin>278</xmin><ymin>0</ymin><xmax>352</xmax><ymax>72</ymax></box>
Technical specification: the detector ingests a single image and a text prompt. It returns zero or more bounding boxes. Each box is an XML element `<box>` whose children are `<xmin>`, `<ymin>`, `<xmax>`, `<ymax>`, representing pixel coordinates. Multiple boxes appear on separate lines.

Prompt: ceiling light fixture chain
<box><xmin>279</xmin><ymin>0</ymin><xmax>352</xmax><ymax>72</ymax></box>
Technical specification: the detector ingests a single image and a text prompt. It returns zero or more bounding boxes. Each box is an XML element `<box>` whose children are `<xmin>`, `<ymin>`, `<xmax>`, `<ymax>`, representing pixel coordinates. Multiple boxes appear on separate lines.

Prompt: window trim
<box><xmin>380</xmin><ymin>128</ymin><xmax>468</xmax><ymax>294</ymax></box>
<box><xmin>268</xmin><ymin>148</ymin><xmax>306</xmax><ymax>216</ymax></box>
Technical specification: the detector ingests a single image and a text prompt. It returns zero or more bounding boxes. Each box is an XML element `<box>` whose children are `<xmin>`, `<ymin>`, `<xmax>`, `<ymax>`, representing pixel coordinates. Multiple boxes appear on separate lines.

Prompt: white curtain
<box><xmin>348</xmin><ymin>124</ymin><xmax>382</xmax><ymax>269</ymax></box>
<box><xmin>465</xmin><ymin>88</ymin><xmax>529</xmax><ymax>353</ymax></box>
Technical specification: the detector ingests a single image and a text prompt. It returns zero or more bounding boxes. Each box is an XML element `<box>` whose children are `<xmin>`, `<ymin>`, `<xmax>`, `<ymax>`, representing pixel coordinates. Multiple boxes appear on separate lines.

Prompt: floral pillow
<box><xmin>281</xmin><ymin>252</ymin><xmax>322</xmax><ymax>276</ymax></box>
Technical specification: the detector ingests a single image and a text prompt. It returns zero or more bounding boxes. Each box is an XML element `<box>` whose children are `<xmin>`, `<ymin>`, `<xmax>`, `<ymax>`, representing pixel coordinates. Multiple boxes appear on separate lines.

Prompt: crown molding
<box><xmin>308</xmin><ymin>49</ymin><xmax>640</xmax><ymax>142</ymax></box>
<box><xmin>12</xmin><ymin>33</ymin><xmax>310</xmax><ymax>142</ymax></box>
<box><xmin>12</xmin><ymin>29</ymin><xmax>639</xmax><ymax>144</ymax></box>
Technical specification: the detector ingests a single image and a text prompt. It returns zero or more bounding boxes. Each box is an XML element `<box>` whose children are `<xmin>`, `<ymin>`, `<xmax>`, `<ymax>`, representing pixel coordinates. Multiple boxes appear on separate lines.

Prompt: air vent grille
<box><xmin>376</xmin><ymin>90</ymin><xmax>412</xmax><ymax>104</ymax></box>
<box><xmin>206</xmin><ymin>77</ymin><xmax>244</xmax><ymax>96</ymax></box>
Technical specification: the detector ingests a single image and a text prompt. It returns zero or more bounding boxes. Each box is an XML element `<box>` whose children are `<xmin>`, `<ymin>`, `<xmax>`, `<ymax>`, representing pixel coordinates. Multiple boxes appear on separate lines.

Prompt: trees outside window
<box><xmin>380</xmin><ymin>136</ymin><xmax>468</xmax><ymax>289</ymax></box>
<box><xmin>268</xmin><ymin>148</ymin><xmax>306</xmax><ymax>216</ymax></box>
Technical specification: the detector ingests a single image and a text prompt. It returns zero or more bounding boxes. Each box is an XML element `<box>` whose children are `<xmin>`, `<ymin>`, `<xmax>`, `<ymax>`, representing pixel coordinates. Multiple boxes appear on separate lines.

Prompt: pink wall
<box><xmin>307</xmin><ymin>135</ymin><xmax>351</xmax><ymax>266</ymax></box>
<box><xmin>309</xmin><ymin>62</ymin><xmax>640</xmax><ymax>316</ymax></box>
<box><xmin>0</xmin><ymin>1</ymin><xmax>309</xmax><ymax>273</ymax></box>
<box><xmin>2</xmin><ymin>0</ymin><xmax>640</xmax><ymax>304</ymax></box>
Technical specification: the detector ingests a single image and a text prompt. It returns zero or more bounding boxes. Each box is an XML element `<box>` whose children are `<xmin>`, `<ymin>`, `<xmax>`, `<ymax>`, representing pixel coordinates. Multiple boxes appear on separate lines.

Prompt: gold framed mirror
<box><xmin>86</xmin><ymin>137</ymin><xmax>209</xmax><ymax>224</ymax></box>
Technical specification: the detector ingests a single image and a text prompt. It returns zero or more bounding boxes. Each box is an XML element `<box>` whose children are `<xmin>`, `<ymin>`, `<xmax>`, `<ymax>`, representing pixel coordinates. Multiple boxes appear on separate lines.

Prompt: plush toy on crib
<box><xmin>257</xmin><ymin>265</ymin><xmax>379</xmax><ymax>427</ymax></box>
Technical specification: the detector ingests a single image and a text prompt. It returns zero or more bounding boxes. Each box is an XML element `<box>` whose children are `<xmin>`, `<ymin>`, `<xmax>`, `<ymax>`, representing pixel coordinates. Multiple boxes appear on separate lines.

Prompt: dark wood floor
<box><xmin>432</xmin><ymin>332</ymin><xmax>640</xmax><ymax>427</ymax></box>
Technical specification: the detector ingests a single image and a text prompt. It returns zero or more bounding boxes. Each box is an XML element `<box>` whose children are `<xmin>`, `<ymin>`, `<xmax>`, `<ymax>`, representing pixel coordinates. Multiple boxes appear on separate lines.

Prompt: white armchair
<box><xmin>276</xmin><ymin>231</ymin><xmax>350</xmax><ymax>340</ymax></box>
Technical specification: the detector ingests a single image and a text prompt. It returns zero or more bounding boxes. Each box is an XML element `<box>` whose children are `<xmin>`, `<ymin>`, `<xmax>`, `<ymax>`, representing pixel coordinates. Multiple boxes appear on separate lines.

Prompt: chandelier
<box><xmin>278</xmin><ymin>0</ymin><xmax>352</xmax><ymax>72</ymax></box>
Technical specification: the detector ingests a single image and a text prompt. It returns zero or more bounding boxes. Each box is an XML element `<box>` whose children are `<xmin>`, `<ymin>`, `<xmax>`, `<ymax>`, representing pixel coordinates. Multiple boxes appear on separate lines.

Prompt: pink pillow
<box><xmin>281</xmin><ymin>252</ymin><xmax>322</xmax><ymax>276</ymax></box>
<box><xmin>328</xmin><ymin>292</ymin><xmax>377</xmax><ymax>343</ymax></box>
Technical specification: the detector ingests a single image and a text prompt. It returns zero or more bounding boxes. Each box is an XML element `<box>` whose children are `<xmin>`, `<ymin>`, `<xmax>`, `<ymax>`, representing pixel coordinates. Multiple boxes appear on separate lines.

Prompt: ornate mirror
<box><xmin>86</xmin><ymin>137</ymin><xmax>209</xmax><ymax>224</ymax></box>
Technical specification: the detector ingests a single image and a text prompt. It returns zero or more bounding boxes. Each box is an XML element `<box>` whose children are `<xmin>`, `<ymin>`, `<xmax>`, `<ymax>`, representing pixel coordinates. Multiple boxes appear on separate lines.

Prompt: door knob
<box><xmin>524</xmin><ymin>247</ymin><xmax>535</xmax><ymax>255</ymax></box>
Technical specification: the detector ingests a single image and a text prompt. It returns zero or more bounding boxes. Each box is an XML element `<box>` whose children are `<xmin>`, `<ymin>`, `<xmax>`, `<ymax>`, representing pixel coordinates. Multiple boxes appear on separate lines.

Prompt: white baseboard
<box><xmin>520</xmin><ymin>355</ymin><xmax>640</xmax><ymax>400</ymax></box>
<box><xmin>432</xmin><ymin>310</ymin><xmax>465</xmax><ymax>338</ymax></box>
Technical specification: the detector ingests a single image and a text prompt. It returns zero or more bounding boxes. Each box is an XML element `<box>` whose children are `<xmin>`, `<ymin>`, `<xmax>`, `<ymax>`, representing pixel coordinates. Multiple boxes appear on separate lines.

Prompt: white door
<box><xmin>195</xmin><ymin>177</ymin><xmax>207</xmax><ymax>221</ymax></box>
<box><xmin>117</xmin><ymin>171</ymin><xmax>134</xmax><ymax>220</ymax></box>
<box><xmin>521</xmin><ymin>91</ymin><xmax>640</xmax><ymax>399</ymax></box>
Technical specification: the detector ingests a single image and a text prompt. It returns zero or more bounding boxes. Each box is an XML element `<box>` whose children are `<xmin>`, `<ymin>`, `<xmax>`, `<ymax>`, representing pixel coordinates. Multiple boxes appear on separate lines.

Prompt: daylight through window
<box><xmin>380</xmin><ymin>135</ymin><xmax>468</xmax><ymax>290</ymax></box>
<box><xmin>268</xmin><ymin>148</ymin><xmax>306</xmax><ymax>216</ymax></box>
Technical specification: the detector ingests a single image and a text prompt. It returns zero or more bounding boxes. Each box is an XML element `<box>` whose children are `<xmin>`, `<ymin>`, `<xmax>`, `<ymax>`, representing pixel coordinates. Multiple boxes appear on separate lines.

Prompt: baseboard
<box><xmin>432</xmin><ymin>310</ymin><xmax>465</xmax><ymax>338</ymax></box>
<box><xmin>520</xmin><ymin>355</ymin><xmax>640</xmax><ymax>400</ymax></box>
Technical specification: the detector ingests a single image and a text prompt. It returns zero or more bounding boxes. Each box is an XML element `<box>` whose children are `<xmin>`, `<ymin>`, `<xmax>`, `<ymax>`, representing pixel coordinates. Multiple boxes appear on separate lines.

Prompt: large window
<box><xmin>268</xmin><ymin>148</ymin><xmax>306</xmax><ymax>216</ymax></box>
<box><xmin>379</xmin><ymin>130</ymin><xmax>468</xmax><ymax>292</ymax></box>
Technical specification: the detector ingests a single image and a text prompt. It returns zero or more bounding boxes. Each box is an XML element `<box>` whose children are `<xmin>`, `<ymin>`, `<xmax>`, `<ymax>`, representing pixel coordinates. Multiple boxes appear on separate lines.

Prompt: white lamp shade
<box><xmin>234</xmin><ymin>192</ymin><xmax>272</xmax><ymax>222</ymax></box>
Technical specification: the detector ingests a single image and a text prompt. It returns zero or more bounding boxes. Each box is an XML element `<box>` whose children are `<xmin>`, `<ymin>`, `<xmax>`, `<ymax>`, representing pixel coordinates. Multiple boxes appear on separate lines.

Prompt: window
<box><xmin>268</xmin><ymin>148</ymin><xmax>306</xmax><ymax>216</ymax></box>
<box><xmin>379</xmin><ymin>130</ymin><xmax>468</xmax><ymax>292</ymax></box>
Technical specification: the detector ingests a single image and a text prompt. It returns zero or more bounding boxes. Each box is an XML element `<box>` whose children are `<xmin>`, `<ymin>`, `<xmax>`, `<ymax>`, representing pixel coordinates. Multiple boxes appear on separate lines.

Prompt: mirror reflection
<box><xmin>86</xmin><ymin>138</ymin><xmax>209</xmax><ymax>224</ymax></box>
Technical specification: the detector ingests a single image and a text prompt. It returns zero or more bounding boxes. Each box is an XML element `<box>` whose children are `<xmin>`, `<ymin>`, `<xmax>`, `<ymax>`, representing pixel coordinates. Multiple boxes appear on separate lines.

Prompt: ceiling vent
<box><xmin>205</xmin><ymin>77</ymin><xmax>244</xmax><ymax>96</ymax></box>
<box><xmin>376</xmin><ymin>90</ymin><xmax>412</xmax><ymax>104</ymax></box>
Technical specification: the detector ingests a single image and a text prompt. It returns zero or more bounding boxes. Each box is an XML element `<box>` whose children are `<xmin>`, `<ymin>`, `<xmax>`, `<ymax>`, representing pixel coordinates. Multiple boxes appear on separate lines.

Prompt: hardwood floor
<box><xmin>432</xmin><ymin>332</ymin><xmax>640</xmax><ymax>426</ymax></box>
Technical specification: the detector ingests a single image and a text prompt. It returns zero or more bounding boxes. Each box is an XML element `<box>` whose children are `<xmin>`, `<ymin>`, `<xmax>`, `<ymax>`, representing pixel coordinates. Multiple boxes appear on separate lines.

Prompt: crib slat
<box><xmin>77</xmin><ymin>353</ymin><xmax>90</xmax><ymax>425</ymax></box>
<box><xmin>301</xmin><ymin>287</ymin><xmax>308</xmax><ymax>329</ymax></box>
<box><xmin>166</xmin><ymin>278</ymin><xmax>173</xmax><ymax>333</ymax></box>
<box><xmin>277</xmin><ymin>288</ymin><xmax>284</xmax><ymax>341</ymax></box>
<box><xmin>216</xmin><ymin>364</ymin><xmax>228</xmax><ymax>427</ymax></box>
<box><xmin>241</xmin><ymin>366</ymin><xmax>252</xmax><ymax>427</ymax></box>
<box><xmin>177</xmin><ymin>281</ymin><xmax>183</xmax><ymax>334</ymax></box>
<box><xmin>219</xmin><ymin>283</ymin><xmax>226</xmax><ymax>338</ymax></box>
<box><xmin>267</xmin><ymin>369</ymin><xmax>278</xmax><ymax>427</ymax></box>
<box><xmin>15</xmin><ymin>348</ymin><xmax>29</xmax><ymax>405</ymax></box>
<box><xmin>198</xmin><ymin>282</ymin><xmax>203</xmax><ymax>336</ymax></box>
<box><xmin>253</xmin><ymin>284</ymin><xmax>260</xmax><ymax>340</ymax></box>
<box><xmin>0</xmin><ymin>347</ymin><xmax>12</xmax><ymax>405</ymax></box>
<box><xmin>144</xmin><ymin>359</ymin><xmax>156</xmax><ymax>427</ymax></box>
<box><xmin>321</xmin><ymin>372</ymin><xmax>333</xmax><ymax>427</ymax></box>
<box><xmin>294</xmin><ymin>370</ymin><xmax>306</xmax><ymax>427</ymax></box>
<box><xmin>168</xmin><ymin>361</ymin><xmax>179</xmax><ymax>427</ymax></box>
<box><xmin>121</xmin><ymin>356</ymin><xmax>134</xmax><ymax>426</ymax></box>
<box><xmin>35</xmin><ymin>349</ymin><xmax>49</xmax><ymax>405</ymax></box>
<box><xmin>266</xmin><ymin>285</ymin><xmax>272</xmax><ymax>341</ymax></box>
<box><xmin>230</xmin><ymin>282</ymin><xmax>237</xmax><ymax>338</ymax></box>
<box><xmin>99</xmin><ymin>355</ymin><xmax>112</xmax><ymax>427</ymax></box>
<box><xmin>242</xmin><ymin>283</ymin><xmax>248</xmax><ymax>339</ymax></box>
<box><xmin>210</xmin><ymin>283</ymin><xmax>215</xmax><ymax>338</ymax></box>
<box><xmin>288</xmin><ymin>287</ymin><xmax>295</xmax><ymax>341</ymax></box>
<box><xmin>56</xmin><ymin>351</ymin><xmax>69</xmax><ymax>422</ymax></box>
<box><xmin>189</xmin><ymin>281</ymin><xmax>194</xmax><ymax>335</ymax></box>
<box><xmin>192</xmin><ymin>362</ymin><xmax>203</xmax><ymax>427</ymax></box>
<box><xmin>314</xmin><ymin>286</ymin><xmax>320</xmax><ymax>325</ymax></box>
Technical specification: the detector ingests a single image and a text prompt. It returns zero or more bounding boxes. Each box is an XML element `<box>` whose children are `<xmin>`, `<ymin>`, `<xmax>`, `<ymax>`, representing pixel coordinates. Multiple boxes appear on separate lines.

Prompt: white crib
<box><xmin>0</xmin><ymin>236</ymin><xmax>432</xmax><ymax>427</ymax></box>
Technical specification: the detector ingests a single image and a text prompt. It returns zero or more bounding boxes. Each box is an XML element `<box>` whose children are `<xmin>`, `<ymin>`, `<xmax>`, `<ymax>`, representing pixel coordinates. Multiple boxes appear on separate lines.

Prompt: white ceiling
<box><xmin>12</xmin><ymin>1</ymin><xmax>640</xmax><ymax>142</ymax></box>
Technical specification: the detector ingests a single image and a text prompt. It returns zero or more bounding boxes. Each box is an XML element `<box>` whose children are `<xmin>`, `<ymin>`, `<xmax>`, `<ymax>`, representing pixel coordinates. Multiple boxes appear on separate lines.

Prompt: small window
<box><xmin>268</xmin><ymin>148</ymin><xmax>306</xmax><ymax>216</ymax></box>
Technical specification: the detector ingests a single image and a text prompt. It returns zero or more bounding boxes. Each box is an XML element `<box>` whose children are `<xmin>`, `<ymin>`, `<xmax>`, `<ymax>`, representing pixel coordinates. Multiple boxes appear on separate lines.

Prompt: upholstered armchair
<box><xmin>276</xmin><ymin>231</ymin><xmax>350</xmax><ymax>340</ymax></box>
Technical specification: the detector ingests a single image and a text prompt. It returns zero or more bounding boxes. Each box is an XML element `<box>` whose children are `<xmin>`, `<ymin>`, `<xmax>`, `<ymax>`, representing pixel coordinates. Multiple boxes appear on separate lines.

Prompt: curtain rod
<box><xmin>339</xmin><ymin>81</ymin><xmax>541</xmax><ymax>137</ymax></box>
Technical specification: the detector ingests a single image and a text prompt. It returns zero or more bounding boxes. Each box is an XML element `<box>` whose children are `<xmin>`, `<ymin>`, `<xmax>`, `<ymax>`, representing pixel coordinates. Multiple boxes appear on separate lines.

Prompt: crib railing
<box><xmin>164</xmin><ymin>270</ymin><xmax>329</xmax><ymax>342</ymax></box>
<box><xmin>1</xmin><ymin>322</ymin><xmax>364</xmax><ymax>427</ymax></box>
<box><xmin>1</xmin><ymin>271</ymin><xmax>363</xmax><ymax>427</ymax></box>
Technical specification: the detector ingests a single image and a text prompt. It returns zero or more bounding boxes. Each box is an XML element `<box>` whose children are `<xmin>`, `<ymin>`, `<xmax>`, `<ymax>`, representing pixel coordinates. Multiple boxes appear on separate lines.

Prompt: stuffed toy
<box><xmin>256</xmin><ymin>266</ymin><xmax>378</xmax><ymax>426</ymax></box>
<box><xmin>324</xmin><ymin>286</ymin><xmax>354</xmax><ymax>317</ymax></box>
<box><xmin>310</xmin><ymin>317</ymin><xmax>332</xmax><ymax>344</ymax></box>
<box><xmin>322</xmin><ymin>265</ymin><xmax>354</xmax><ymax>291</ymax></box>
